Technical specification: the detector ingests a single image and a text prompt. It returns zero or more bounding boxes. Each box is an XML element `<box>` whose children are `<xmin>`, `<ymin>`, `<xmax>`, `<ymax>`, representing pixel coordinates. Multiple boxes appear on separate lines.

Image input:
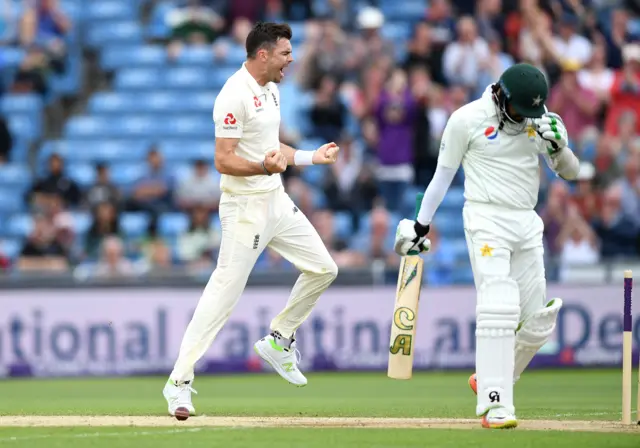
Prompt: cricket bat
<box><xmin>388</xmin><ymin>193</ymin><xmax>425</xmax><ymax>380</ymax></box>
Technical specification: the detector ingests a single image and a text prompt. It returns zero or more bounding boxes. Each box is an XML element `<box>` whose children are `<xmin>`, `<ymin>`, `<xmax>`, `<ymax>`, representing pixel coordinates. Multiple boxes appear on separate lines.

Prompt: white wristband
<box><xmin>294</xmin><ymin>150</ymin><xmax>315</xmax><ymax>166</ymax></box>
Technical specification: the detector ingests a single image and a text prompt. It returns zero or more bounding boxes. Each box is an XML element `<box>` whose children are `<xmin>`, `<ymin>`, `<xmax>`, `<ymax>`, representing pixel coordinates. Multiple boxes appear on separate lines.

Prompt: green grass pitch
<box><xmin>0</xmin><ymin>369</ymin><xmax>638</xmax><ymax>447</ymax></box>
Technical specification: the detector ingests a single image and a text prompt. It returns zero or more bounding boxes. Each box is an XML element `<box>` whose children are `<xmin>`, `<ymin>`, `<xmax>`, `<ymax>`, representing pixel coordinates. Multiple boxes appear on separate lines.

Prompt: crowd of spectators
<box><xmin>2</xmin><ymin>0</ymin><xmax>640</xmax><ymax>282</ymax></box>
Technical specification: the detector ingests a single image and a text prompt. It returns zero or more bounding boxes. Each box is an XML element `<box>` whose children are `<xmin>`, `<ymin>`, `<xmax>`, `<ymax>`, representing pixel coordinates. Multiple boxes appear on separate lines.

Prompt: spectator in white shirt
<box><xmin>174</xmin><ymin>159</ymin><xmax>220</xmax><ymax>212</ymax></box>
<box><xmin>552</xmin><ymin>13</ymin><xmax>592</xmax><ymax>66</ymax></box>
<box><xmin>442</xmin><ymin>16</ymin><xmax>489</xmax><ymax>91</ymax></box>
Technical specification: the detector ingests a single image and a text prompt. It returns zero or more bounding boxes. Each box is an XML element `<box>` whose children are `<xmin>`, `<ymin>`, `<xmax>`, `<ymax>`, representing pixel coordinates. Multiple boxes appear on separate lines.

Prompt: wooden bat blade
<box><xmin>388</xmin><ymin>254</ymin><xmax>424</xmax><ymax>380</ymax></box>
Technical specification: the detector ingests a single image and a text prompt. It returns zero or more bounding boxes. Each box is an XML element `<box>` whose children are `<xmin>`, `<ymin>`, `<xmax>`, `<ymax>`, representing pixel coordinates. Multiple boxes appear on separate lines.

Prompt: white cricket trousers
<box><xmin>170</xmin><ymin>186</ymin><xmax>338</xmax><ymax>383</ymax></box>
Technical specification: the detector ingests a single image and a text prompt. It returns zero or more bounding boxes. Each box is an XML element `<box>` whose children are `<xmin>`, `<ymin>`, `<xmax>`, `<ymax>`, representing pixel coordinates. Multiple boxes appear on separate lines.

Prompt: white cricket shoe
<box><xmin>253</xmin><ymin>334</ymin><xmax>307</xmax><ymax>387</ymax></box>
<box><xmin>163</xmin><ymin>379</ymin><xmax>197</xmax><ymax>420</ymax></box>
<box><xmin>481</xmin><ymin>406</ymin><xmax>518</xmax><ymax>429</ymax></box>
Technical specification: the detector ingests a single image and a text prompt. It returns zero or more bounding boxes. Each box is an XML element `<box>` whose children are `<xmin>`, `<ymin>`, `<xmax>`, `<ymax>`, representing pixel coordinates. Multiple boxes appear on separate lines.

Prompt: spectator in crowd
<box><xmin>140</xmin><ymin>237</ymin><xmax>175</xmax><ymax>275</ymax></box>
<box><xmin>85</xmin><ymin>201</ymin><xmax>121</xmax><ymax>260</ymax></box>
<box><xmin>592</xmin><ymin>184</ymin><xmax>639</xmax><ymax>258</ymax></box>
<box><xmin>350</xmin><ymin>203</ymin><xmax>397</xmax><ymax>267</ymax></box>
<box><xmin>309</xmin><ymin>73</ymin><xmax>347</xmax><ymax>142</ymax></box>
<box><xmin>404</xmin><ymin>22</ymin><xmax>440</xmax><ymax>84</ymax></box>
<box><xmin>604</xmin><ymin>42</ymin><xmax>640</xmax><ymax>137</ymax></box>
<box><xmin>127</xmin><ymin>146</ymin><xmax>174</xmax><ymax>218</ymax></box>
<box><xmin>84</xmin><ymin>163</ymin><xmax>121</xmax><ymax>211</ymax></box>
<box><xmin>442</xmin><ymin>16</ymin><xmax>489</xmax><ymax>94</ymax></box>
<box><xmin>577</xmin><ymin>41</ymin><xmax>615</xmax><ymax>112</ymax></box>
<box><xmin>17</xmin><ymin>212</ymin><xmax>69</xmax><ymax>272</ymax></box>
<box><xmin>424</xmin><ymin>0</ymin><xmax>455</xmax><ymax>83</ymax></box>
<box><xmin>166</xmin><ymin>0</ymin><xmax>225</xmax><ymax>60</ymax></box>
<box><xmin>373</xmin><ymin>67</ymin><xmax>417</xmax><ymax>212</ymax></box>
<box><xmin>611</xmin><ymin>110</ymin><xmax>639</xmax><ymax>160</ymax></box>
<box><xmin>477</xmin><ymin>31</ymin><xmax>515</xmax><ymax>97</ymax></box>
<box><xmin>547</xmin><ymin>59</ymin><xmax>600</xmax><ymax>139</ymax></box>
<box><xmin>474</xmin><ymin>0</ymin><xmax>504</xmax><ymax>42</ymax></box>
<box><xmin>174</xmin><ymin>159</ymin><xmax>220</xmax><ymax>212</ymax></box>
<box><xmin>93</xmin><ymin>236</ymin><xmax>139</xmax><ymax>279</ymax></box>
<box><xmin>613</xmin><ymin>151</ymin><xmax>640</xmax><ymax>227</ymax></box>
<box><xmin>0</xmin><ymin>113</ymin><xmax>12</xmax><ymax>163</ymax></box>
<box><xmin>571</xmin><ymin>161</ymin><xmax>602</xmax><ymax>223</ymax></box>
<box><xmin>28</xmin><ymin>153</ymin><xmax>81</xmax><ymax>209</ymax></box>
<box><xmin>541</xmin><ymin>180</ymin><xmax>570</xmax><ymax>259</ymax></box>
<box><xmin>212</xmin><ymin>16</ymin><xmax>251</xmax><ymax>61</ymax></box>
<box><xmin>592</xmin><ymin>135</ymin><xmax>623</xmax><ymax>189</ymax></box>
<box><xmin>558</xmin><ymin>204</ymin><xmax>601</xmax><ymax>281</ymax></box>
<box><xmin>552</xmin><ymin>13</ymin><xmax>593</xmax><ymax>67</ymax></box>
<box><xmin>177</xmin><ymin>205</ymin><xmax>220</xmax><ymax>270</ymax></box>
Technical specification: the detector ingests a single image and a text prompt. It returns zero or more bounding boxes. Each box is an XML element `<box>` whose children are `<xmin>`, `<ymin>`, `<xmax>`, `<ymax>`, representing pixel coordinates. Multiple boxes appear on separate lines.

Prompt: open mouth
<box><xmin>280</xmin><ymin>68</ymin><xmax>285</xmax><ymax>77</ymax></box>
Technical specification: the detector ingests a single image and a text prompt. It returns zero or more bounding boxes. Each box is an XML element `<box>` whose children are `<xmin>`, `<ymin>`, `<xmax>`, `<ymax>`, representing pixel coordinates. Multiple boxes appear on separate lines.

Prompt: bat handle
<box><xmin>414</xmin><ymin>193</ymin><xmax>424</xmax><ymax>221</ymax></box>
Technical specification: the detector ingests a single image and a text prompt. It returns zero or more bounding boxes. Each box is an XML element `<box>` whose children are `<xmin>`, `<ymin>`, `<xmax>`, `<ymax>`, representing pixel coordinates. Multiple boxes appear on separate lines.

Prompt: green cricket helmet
<box><xmin>496</xmin><ymin>63</ymin><xmax>548</xmax><ymax>119</ymax></box>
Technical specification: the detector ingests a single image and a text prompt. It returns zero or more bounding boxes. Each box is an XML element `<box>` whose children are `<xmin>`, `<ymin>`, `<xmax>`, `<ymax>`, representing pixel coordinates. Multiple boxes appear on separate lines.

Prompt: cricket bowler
<box><xmin>393</xmin><ymin>63</ymin><xmax>580</xmax><ymax>429</ymax></box>
<box><xmin>163</xmin><ymin>22</ymin><xmax>340</xmax><ymax>420</ymax></box>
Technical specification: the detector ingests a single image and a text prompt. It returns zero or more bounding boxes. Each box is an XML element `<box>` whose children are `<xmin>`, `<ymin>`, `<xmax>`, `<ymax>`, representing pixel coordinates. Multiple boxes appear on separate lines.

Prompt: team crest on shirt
<box><xmin>253</xmin><ymin>96</ymin><xmax>264</xmax><ymax>112</ymax></box>
<box><xmin>526</xmin><ymin>126</ymin><xmax>537</xmax><ymax>142</ymax></box>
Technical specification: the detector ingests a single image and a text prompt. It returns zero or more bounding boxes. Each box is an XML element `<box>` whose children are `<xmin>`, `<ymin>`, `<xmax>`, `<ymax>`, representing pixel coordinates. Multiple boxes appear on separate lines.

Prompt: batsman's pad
<box><xmin>513</xmin><ymin>298</ymin><xmax>563</xmax><ymax>382</ymax></box>
<box><xmin>475</xmin><ymin>277</ymin><xmax>521</xmax><ymax>416</ymax></box>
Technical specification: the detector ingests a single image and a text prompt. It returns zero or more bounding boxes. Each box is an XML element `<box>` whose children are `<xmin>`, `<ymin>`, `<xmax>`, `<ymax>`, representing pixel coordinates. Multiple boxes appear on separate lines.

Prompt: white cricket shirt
<box><xmin>213</xmin><ymin>63</ymin><xmax>282</xmax><ymax>194</ymax></box>
<box><xmin>437</xmin><ymin>85</ymin><xmax>548</xmax><ymax>210</ymax></box>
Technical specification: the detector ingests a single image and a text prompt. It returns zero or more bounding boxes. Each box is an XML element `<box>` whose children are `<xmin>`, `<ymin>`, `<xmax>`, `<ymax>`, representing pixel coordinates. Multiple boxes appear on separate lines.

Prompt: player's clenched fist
<box><xmin>394</xmin><ymin>219</ymin><xmax>431</xmax><ymax>256</ymax></box>
<box><xmin>534</xmin><ymin>112</ymin><xmax>568</xmax><ymax>155</ymax></box>
<box><xmin>312</xmin><ymin>142</ymin><xmax>340</xmax><ymax>165</ymax></box>
<box><xmin>263</xmin><ymin>150</ymin><xmax>287</xmax><ymax>174</ymax></box>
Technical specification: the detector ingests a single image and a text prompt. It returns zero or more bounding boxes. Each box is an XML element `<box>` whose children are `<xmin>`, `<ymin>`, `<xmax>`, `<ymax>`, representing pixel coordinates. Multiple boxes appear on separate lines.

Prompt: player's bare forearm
<box><xmin>215</xmin><ymin>138</ymin><xmax>265</xmax><ymax>176</ymax></box>
<box><xmin>215</xmin><ymin>152</ymin><xmax>264</xmax><ymax>176</ymax></box>
<box><xmin>279</xmin><ymin>142</ymin><xmax>297</xmax><ymax>165</ymax></box>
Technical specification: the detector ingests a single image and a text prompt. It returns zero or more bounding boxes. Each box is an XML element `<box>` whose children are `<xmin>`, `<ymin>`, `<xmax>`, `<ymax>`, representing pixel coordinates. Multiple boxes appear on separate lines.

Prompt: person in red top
<box><xmin>605</xmin><ymin>43</ymin><xmax>640</xmax><ymax>136</ymax></box>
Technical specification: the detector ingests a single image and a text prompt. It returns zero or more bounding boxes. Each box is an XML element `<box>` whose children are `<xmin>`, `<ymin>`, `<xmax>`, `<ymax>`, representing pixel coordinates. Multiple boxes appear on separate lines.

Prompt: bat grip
<box><xmin>414</xmin><ymin>193</ymin><xmax>424</xmax><ymax>220</ymax></box>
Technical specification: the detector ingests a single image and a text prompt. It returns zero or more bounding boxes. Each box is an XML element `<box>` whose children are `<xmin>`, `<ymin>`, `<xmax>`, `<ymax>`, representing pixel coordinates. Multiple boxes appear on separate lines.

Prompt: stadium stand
<box><xmin>0</xmin><ymin>0</ymin><xmax>639</xmax><ymax>284</ymax></box>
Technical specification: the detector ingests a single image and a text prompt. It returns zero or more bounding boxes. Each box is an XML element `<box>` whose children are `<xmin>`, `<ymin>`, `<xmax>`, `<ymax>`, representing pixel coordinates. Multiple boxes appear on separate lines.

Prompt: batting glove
<box><xmin>534</xmin><ymin>112</ymin><xmax>568</xmax><ymax>156</ymax></box>
<box><xmin>394</xmin><ymin>219</ymin><xmax>431</xmax><ymax>256</ymax></box>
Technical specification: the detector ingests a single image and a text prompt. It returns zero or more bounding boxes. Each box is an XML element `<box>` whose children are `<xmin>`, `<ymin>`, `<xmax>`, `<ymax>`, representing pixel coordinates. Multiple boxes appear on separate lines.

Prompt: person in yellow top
<box><xmin>394</xmin><ymin>63</ymin><xmax>581</xmax><ymax>429</ymax></box>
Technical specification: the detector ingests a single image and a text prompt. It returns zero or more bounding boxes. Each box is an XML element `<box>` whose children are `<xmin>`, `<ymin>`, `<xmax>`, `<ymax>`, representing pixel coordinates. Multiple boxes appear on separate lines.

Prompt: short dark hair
<box><xmin>246</xmin><ymin>22</ymin><xmax>292</xmax><ymax>59</ymax></box>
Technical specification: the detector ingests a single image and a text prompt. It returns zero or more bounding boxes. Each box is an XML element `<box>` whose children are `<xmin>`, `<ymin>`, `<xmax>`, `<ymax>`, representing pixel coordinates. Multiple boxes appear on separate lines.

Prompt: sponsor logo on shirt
<box><xmin>484</xmin><ymin>126</ymin><xmax>498</xmax><ymax>140</ymax></box>
<box><xmin>223</xmin><ymin>113</ymin><xmax>238</xmax><ymax>130</ymax></box>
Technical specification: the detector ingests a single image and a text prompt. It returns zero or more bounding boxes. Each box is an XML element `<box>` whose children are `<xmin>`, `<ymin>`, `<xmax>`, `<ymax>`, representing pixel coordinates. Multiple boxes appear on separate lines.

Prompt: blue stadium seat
<box><xmin>114</xmin><ymin>68</ymin><xmax>162</xmax><ymax>90</ymax></box>
<box><xmin>158</xmin><ymin>212</ymin><xmax>189</xmax><ymax>237</ymax></box>
<box><xmin>6</xmin><ymin>214</ymin><xmax>33</xmax><ymax>238</ymax></box>
<box><xmin>67</xmin><ymin>164</ymin><xmax>96</xmax><ymax>186</ymax></box>
<box><xmin>333</xmin><ymin>211</ymin><xmax>353</xmax><ymax>240</ymax></box>
<box><xmin>212</xmin><ymin>67</ymin><xmax>240</xmax><ymax>89</ymax></box>
<box><xmin>0</xmin><ymin>192</ymin><xmax>25</xmax><ymax>214</ymax></box>
<box><xmin>86</xmin><ymin>20</ymin><xmax>143</xmax><ymax>47</ymax></box>
<box><xmin>379</xmin><ymin>0</ymin><xmax>426</xmax><ymax>21</ymax></box>
<box><xmin>88</xmin><ymin>92</ymin><xmax>138</xmax><ymax>114</ymax></box>
<box><xmin>86</xmin><ymin>1</ymin><xmax>137</xmax><ymax>21</ymax></box>
<box><xmin>8</xmin><ymin>114</ymin><xmax>40</xmax><ymax>142</ymax></box>
<box><xmin>70</xmin><ymin>211</ymin><xmax>93</xmax><ymax>235</ymax></box>
<box><xmin>39</xmin><ymin>139</ymin><xmax>151</xmax><ymax>167</ymax></box>
<box><xmin>0</xmin><ymin>94</ymin><xmax>43</xmax><ymax>116</ymax></box>
<box><xmin>145</xmin><ymin>0</ymin><xmax>175</xmax><ymax>40</ymax></box>
<box><xmin>432</xmin><ymin>211</ymin><xmax>465</xmax><ymax>238</ymax></box>
<box><xmin>381</xmin><ymin>22</ymin><xmax>413</xmax><ymax>41</ymax></box>
<box><xmin>165</xmin><ymin>68</ymin><xmax>211</xmax><ymax>89</ymax></box>
<box><xmin>101</xmin><ymin>45</ymin><xmax>166</xmax><ymax>70</ymax></box>
<box><xmin>174</xmin><ymin>47</ymin><xmax>215</xmax><ymax>66</ymax></box>
<box><xmin>0</xmin><ymin>47</ymin><xmax>25</xmax><ymax>69</ymax></box>
<box><xmin>0</xmin><ymin>164</ymin><xmax>31</xmax><ymax>191</ymax></box>
<box><xmin>441</xmin><ymin>187</ymin><xmax>465</xmax><ymax>210</ymax></box>
<box><xmin>110</xmin><ymin>163</ymin><xmax>146</xmax><ymax>186</ymax></box>
<box><xmin>120</xmin><ymin>212</ymin><xmax>151</xmax><ymax>238</ymax></box>
<box><xmin>451</xmin><ymin>265</ymin><xmax>475</xmax><ymax>284</ymax></box>
<box><xmin>299</xmin><ymin>165</ymin><xmax>327</xmax><ymax>188</ymax></box>
<box><xmin>161</xmin><ymin>140</ymin><xmax>213</xmax><ymax>162</ymax></box>
<box><xmin>0</xmin><ymin>238</ymin><xmax>23</xmax><ymax>260</ymax></box>
<box><xmin>162</xmin><ymin>116</ymin><xmax>214</xmax><ymax>138</ymax></box>
<box><xmin>64</xmin><ymin>116</ymin><xmax>114</xmax><ymax>138</ymax></box>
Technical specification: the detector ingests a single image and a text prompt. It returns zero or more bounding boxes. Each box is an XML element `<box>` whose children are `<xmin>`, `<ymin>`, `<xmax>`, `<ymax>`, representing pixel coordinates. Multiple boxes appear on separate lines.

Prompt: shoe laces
<box><xmin>288</xmin><ymin>341</ymin><xmax>302</xmax><ymax>366</ymax></box>
<box><xmin>177</xmin><ymin>382</ymin><xmax>198</xmax><ymax>396</ymax></box>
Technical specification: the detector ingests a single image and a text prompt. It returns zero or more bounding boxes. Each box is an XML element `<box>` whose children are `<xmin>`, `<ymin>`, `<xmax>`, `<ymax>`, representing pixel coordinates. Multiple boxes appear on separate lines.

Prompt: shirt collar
<box><xmin>241</xmin><ymin>62</ymin><xmax>267</xmax><ymax>98</ymax></box>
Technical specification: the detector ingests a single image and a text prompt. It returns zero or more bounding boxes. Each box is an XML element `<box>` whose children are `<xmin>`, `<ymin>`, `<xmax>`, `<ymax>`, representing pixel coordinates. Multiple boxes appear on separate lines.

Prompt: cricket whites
<box><xmin>388</xmin><ymin>194</ymin><xmax>425</xmax><ymax>380</ymax></box>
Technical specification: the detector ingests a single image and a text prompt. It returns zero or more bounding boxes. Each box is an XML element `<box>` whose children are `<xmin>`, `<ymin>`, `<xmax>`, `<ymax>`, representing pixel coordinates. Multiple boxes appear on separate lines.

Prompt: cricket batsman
<box><xmin>163</xmin><ymin>22</ymin><xmax>340</xmax><ymax>420</ymax></box>
<box><xmin>393</xmin><ymin>63</ymin><xmax>580</xmax><ymax>429</ymax></box>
